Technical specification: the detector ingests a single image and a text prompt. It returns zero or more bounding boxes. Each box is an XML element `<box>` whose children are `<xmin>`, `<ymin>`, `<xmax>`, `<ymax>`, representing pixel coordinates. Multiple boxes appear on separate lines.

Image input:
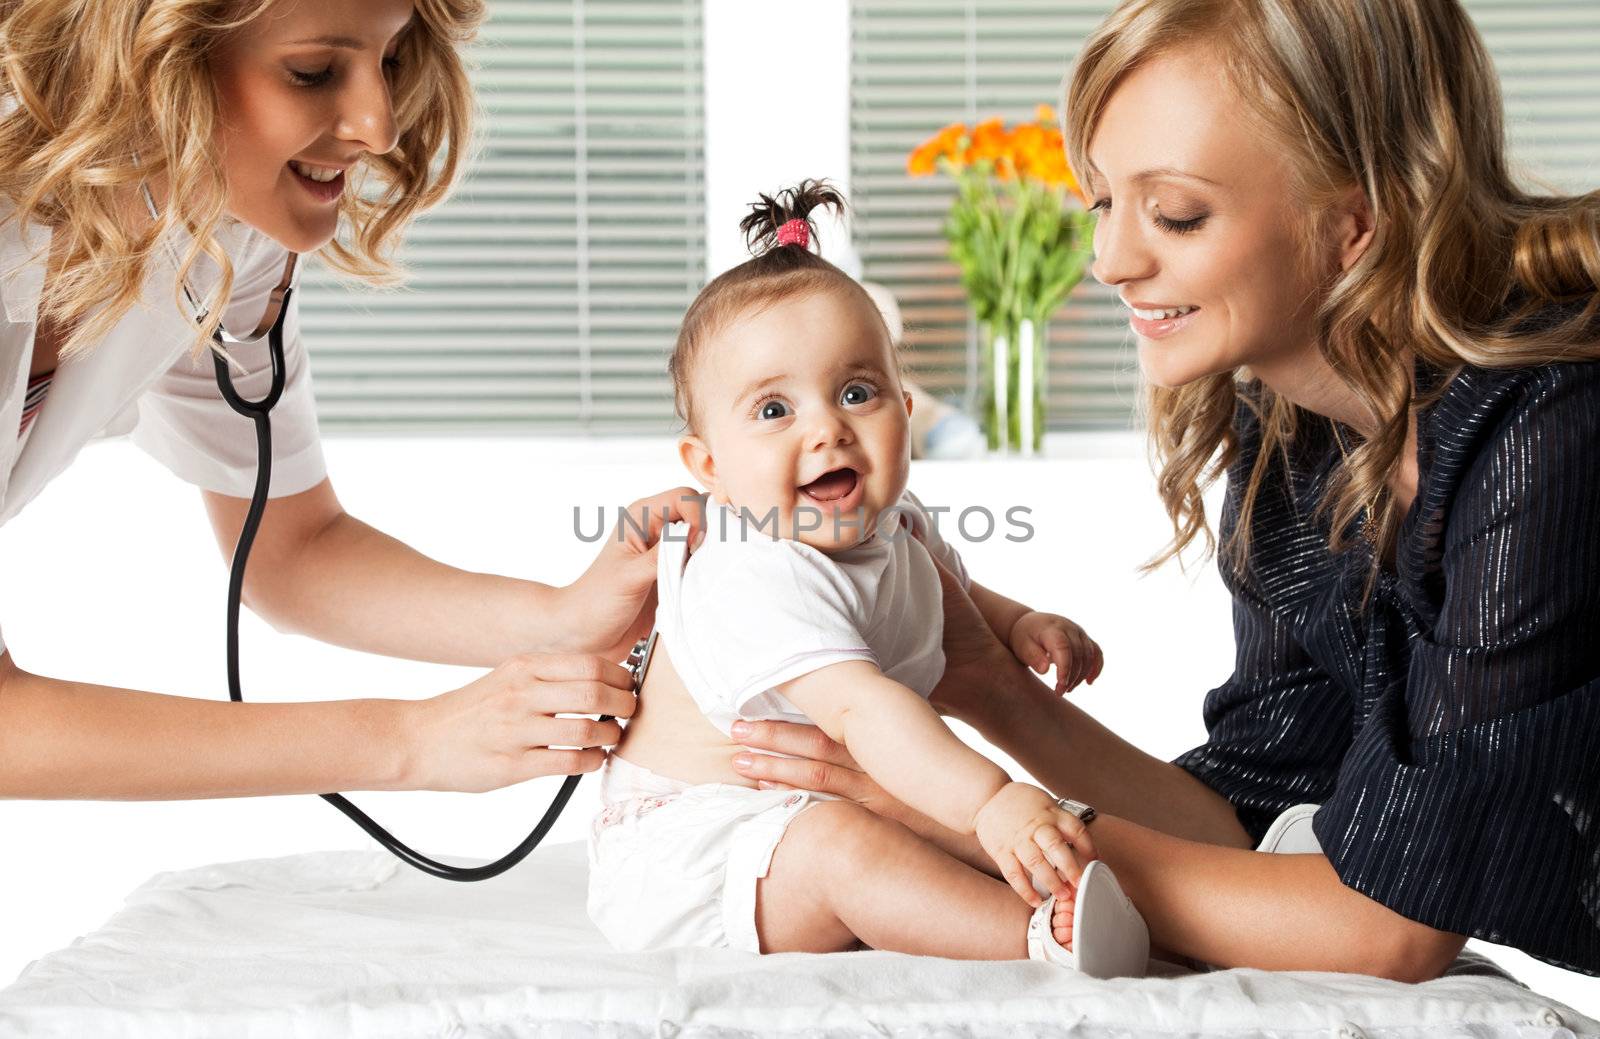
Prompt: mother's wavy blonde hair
<box><xmin>0</xmin><ymin>0</ymin><xmax>483</xmax><ymax>360</ymax></box>
<box><xmin>1064</xmin><ymin>0</ymin><xmax>1600</xmax><ymax>574</ymax></box>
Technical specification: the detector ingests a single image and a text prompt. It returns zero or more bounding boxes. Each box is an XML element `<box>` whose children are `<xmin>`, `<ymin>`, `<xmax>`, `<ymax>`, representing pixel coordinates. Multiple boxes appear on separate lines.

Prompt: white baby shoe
<box><xmin>1025</xmin><ymin>860</ymin><xmax>1150</xmax><ymax>978</ymax></box>
<box><xmin>1256</xmin><ymin>803</ymin><xmax>1322</xmax><ymax>854</ymax></box>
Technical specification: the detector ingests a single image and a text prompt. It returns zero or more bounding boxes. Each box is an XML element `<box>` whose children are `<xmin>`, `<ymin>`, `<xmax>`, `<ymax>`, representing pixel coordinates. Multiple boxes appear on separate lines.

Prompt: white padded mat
<box><xmin>0</xmin><ymin>841</ymin><xmax>1593</xmax><ymax>1038</ymax></box>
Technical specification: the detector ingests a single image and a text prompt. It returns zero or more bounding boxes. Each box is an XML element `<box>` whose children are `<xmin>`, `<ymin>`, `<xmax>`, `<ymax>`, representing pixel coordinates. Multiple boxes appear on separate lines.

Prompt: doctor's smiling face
<box><xmin>677</xmin><ymin>283</ymin><xmax>914</xmax><ymax>555</ymax></box>
<box><xmin>208</xmin><ymin>0</ymin><xmax>412</xmax><ymax>253</ymax></box>
<box><xmin>1084</xmin><ymin>45</ymin><xmax>1342</xmax><ymax>390</ymax></box>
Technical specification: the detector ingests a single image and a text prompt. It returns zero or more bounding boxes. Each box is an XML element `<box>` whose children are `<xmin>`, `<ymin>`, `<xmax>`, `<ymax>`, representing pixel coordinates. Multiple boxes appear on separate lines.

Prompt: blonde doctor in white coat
<box><xmin>0</xmin><ymin>0</ymin><xmax>698</xmax><ymax>804</ymax></box>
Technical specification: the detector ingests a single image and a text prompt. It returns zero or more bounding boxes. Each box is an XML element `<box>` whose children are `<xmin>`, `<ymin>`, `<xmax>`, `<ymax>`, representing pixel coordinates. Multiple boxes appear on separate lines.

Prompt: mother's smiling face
<box><xmin>1083</xmin><ymin>46</ymin><xmax>1334</xmax><ymax>391</ymax></box>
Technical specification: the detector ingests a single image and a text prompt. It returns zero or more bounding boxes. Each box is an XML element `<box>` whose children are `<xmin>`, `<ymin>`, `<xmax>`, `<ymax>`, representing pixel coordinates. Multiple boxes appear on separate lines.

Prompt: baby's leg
<box><xmin>755</xmin><ymin>800</ymin><xmax>1032</xmax><ymax>958</ymax></box>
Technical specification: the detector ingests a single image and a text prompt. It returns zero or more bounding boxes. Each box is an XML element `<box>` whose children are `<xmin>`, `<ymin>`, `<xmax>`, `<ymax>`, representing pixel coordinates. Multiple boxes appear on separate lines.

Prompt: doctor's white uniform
<box><xmin>0</xmin><ymin>208</ymin><xmax>329</xmax><ymax>659</ymax></box>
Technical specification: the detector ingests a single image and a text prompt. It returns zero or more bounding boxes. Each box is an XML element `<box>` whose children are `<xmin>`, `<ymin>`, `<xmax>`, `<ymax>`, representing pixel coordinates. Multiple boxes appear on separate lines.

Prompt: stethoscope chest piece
<box><xmin>625</xmin><ymin>630</ymin><xmax>659</xmax><ymax>694</ymax></box>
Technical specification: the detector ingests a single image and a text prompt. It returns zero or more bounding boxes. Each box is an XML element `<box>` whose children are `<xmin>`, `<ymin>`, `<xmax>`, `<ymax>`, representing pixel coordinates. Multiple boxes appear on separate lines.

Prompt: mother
<box><xmin>730</xmin><ymin>0</ymin><xmax>1600</xmax><ymax>980</ymax></box>
<box><xmin>0</xmin><ymin>2</ymin><xmax>696</xmax><ymax>803</ymax></box>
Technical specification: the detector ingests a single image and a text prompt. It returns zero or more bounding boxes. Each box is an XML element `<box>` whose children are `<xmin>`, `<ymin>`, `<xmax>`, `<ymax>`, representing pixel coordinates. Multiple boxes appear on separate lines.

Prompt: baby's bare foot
<box><xmin>1052</xmin><ymin>888</ymin><xmax>1075</xmax><ymax>949</ymax></box>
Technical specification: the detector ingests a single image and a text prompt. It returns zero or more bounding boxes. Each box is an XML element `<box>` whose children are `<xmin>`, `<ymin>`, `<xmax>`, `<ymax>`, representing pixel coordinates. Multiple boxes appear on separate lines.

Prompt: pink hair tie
<box><xmin>776</xmin><ymin>218</ymin><xmax>810</xmax><ymax>249</ymax></box>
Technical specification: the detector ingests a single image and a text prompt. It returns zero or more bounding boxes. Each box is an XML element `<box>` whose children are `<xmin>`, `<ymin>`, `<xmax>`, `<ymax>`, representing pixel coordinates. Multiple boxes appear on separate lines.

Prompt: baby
<box><xmin>586</xmin><ymin>181</ymin><xmax>1148</xmax><ymax>975</ymax></box>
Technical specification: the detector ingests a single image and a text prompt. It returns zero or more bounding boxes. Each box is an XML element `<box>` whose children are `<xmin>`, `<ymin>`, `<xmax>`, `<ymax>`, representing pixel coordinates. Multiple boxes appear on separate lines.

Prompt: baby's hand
<box><xmin>973</xmin><ymin>781</ymin><xmax>1097</xmax><ymax>906</ymax></box>
<box><xmin>1010</xmin><ymin>611</ymin><xmax>1102</xmax><ymax>693</ymax></box>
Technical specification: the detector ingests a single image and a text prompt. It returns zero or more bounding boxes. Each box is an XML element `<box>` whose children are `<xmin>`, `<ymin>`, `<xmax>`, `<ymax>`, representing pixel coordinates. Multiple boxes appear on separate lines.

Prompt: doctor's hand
<box><xmin>404</xmin><ymin>653</ymin><xmax>637</xmax><ymax>792</ymax></box>
<box><xmin>560</xmin><ymin>486</ymin><xmax>706</xmax><ymax>663</ymax></box>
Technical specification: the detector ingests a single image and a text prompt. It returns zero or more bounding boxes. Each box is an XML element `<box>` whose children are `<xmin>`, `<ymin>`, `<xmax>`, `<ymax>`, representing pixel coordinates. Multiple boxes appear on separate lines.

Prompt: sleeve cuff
<box><xmin>132</xmin><ymin>427</ymin><xmax>328</xmax><ymax>499</ymax></box>
<box><xmin>734</xmin><ymin>648</ymin><xmax>880</xmax><ymax>718</ymax></box>
<box><xmin>1312</xmin><ymin>686</ymin><xmax>1600</xmax><ymax>972</ymax></box>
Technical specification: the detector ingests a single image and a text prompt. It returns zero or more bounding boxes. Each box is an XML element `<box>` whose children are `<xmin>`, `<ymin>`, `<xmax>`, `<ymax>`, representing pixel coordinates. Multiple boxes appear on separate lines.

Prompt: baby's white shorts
<box><xmin>586</xmin><ymin>754</ymin><xmax>839</xmax><ymax>953</ymax></box>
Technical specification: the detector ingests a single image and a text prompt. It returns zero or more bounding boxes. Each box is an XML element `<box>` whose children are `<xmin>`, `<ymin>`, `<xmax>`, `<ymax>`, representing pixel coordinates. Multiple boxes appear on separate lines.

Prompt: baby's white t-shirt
<box><xmin>655</xmin><ymin>488</ymin><xmax>971</xmax><ymax>737</ymax></box>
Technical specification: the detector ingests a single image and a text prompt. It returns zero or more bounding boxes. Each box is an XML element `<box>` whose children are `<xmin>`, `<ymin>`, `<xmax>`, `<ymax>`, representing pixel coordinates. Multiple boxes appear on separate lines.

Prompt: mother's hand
<box><xmin>728</xmin><ymin>719</ymin><xmax>910</xmax><ymax>818</ymax></box>
<box><xmin>927</xmin><ymin>554</ymin><xmax>1018</xmax><ymax>727</ymax></box>
<box><xmin>728</xmin><ymin>718</ymin><xmax>994</xmax><ymax>873</ymax></box>
<box><xmin>562</xmin><ymin>486</ymin><xmax>706</xmax><ymax>662</ymax></box>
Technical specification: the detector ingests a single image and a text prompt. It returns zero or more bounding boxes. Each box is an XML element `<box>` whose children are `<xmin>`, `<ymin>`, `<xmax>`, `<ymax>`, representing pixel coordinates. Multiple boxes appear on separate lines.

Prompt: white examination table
<box><xmin>0</xmin><ymin>840</ymin><xmax>1592</xmax><ymax>1038</ymax></box>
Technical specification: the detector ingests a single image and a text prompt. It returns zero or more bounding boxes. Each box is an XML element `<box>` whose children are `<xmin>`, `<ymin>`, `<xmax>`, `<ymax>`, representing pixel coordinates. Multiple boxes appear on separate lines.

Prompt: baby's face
<box><xmin>680</xmin><ymin>285</ymin><xmax>913</xmax><ymax>553</ymax></box>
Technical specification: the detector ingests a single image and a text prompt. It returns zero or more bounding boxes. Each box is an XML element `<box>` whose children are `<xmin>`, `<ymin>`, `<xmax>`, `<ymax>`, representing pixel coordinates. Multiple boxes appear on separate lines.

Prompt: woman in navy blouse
<box><xmin>726</xmin><ymin>0</ymin><xmax>1600</xmax><ymax>980</ymax></box>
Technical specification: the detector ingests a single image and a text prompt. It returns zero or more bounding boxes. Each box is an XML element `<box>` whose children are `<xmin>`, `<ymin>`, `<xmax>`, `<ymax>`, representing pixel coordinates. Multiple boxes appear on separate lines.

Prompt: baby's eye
<box><xmin>755</xmin><ymin>399</ymin><xmax>791</xmax><ymax>421</ymax></box>
<box><xmin>841</xmin><ymin>381</ymin><xmax>878</xmax><ymax>406</ymax></box>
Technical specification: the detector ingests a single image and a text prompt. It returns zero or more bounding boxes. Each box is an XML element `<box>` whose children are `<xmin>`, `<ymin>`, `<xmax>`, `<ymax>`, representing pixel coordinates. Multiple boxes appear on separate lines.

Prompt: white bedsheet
<box><xmin>0</xmin><ymin>841</ymin><xmax>1592</xmax><ymax>1039</ymax></box>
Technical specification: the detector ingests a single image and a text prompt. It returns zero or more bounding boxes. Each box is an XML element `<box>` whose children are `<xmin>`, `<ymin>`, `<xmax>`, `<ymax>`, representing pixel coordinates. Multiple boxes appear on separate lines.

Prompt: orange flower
<box><xmin>934</xmin><ymin>123</ymin><xmax>966</xmax><ymax>164</ymax></box>
<box><xmin>902</xmin><ymin>105</ymin><xmax>1088</xmax><ymax>207</ymax></box>
<box><xmin>965</xmin><ymin>117</ymin><xmax>1008</xmax><ymax>165</ymax></box>
<box><xmin>908</xmin><ymin>122</ymin><xmax>972</xmax><ymax>176</ymax></box>
<box><xmin>1011</xmin><ymin>123</ymin><xmax>1045</xmax><ymax>177</ymax></box>
<box><xmin>906</xmin><ymin>140</ymin><xmax>939</xmax><ymax>176</ymax></box>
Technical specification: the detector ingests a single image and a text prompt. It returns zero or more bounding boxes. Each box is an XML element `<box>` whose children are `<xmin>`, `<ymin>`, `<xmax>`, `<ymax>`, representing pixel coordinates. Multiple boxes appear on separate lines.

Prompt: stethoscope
<box><xmin>143</xmin><ymin>184</ymin><xmax>659</xmax><ymax>881</ymax></box>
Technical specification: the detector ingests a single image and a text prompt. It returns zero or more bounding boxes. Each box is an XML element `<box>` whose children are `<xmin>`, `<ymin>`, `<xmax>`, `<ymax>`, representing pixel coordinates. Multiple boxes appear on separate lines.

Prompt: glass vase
<box><xmin>980</xmin><ymin>315</ymin><xmax>1047</xmax><ymax>454</ymax></box>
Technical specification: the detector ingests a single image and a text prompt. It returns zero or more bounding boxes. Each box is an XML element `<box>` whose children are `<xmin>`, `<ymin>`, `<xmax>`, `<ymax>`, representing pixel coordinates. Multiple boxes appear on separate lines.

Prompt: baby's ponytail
<box><xmin>738</xmin><ymin>179</ymin><xmax>847</xmax><ymax>259</ymax></box>
<box><xmin>670</xmin><ymin>178</ymin><xmax>878</xmax><ymax>430</ymax></box>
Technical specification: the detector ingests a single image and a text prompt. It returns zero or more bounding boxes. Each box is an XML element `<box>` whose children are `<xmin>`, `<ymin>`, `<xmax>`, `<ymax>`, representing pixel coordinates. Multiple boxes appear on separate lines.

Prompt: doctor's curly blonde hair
<box><xmin>0</xmin><ymin>0</ymin><xmax>483</xmax><ymax>360</ymax></box>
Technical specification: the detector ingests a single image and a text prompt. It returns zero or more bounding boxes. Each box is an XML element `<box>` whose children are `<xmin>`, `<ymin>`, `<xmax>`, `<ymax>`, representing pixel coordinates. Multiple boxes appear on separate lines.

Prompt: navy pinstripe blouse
<box><xmin>1175</xmin><ymin>306</ymin><xmax>1600</xmax><ymax>976</ymax></box>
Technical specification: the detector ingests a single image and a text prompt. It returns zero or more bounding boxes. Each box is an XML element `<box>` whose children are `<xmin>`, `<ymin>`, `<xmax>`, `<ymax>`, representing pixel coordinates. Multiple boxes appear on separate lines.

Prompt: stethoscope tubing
<box><xmin>189</xmin><ymin>228</ymin><xmax>635</xmax><ymax>881</ymax></box>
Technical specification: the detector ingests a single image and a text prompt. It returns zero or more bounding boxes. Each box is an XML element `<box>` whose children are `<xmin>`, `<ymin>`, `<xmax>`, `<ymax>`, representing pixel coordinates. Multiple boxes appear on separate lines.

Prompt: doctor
<box><xmin>0</xmin><ymin>0</ymin><xmax>697</xmax><ymax>800</ymax></box>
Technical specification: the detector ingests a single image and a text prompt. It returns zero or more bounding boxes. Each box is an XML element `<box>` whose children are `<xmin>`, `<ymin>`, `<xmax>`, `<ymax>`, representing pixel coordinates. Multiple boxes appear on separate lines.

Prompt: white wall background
<box><xmin>704</xmin><ymin>0</ymin><xmax>854</xmax><ymax>278</ymax></box>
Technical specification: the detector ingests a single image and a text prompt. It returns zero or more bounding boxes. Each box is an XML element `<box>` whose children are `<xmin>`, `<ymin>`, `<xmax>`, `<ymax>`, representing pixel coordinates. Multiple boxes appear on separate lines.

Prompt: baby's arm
<box><xmin>780</xmin><ymin>660</ymin><xmax>1007</xmax><ymax>834</ymax></box>
<box><xmin>910</xmin><ymin>515</ymin><xmax>1102</xmax><ymax>692</ymax></box>
<box><xmin>777</xmin><ymin>659</ymin><xmax>1090</xmax><ymax>902</ymax></box>
<box><xmin>967</xmin><ymin>579</ymin><xmax>1103</xmax><ymax>693</ymax></box>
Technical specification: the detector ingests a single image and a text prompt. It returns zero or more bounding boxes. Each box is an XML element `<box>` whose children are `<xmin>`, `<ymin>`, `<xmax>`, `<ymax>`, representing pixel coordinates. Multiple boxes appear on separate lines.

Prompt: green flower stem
<box><xmin>938</xmin><ymin>158</ymin><xmax>1096</xmax><ymax>450</ymax></box>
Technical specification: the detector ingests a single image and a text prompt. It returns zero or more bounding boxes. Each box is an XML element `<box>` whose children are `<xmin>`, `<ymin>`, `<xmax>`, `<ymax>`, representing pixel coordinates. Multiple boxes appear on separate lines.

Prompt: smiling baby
<box><xmin>585</xmin><ymin>181</ymin><xmax>1148</xmax><ymax>976</ymax></box>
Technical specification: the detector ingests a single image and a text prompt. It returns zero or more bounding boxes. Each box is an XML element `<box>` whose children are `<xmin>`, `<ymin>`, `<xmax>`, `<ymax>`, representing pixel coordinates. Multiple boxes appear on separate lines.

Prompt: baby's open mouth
<box><xmin>799</xmin><ymin>467</ymin><xmax>859</xmax><ymax>502</ymax></box>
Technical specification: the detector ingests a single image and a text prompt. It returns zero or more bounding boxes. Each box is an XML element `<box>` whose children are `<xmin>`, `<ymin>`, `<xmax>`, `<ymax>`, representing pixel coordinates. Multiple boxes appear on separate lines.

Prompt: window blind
<box><xmin>300</xmin><ymin>0</ymin><xmax>706</xmax><ymax>434</ymax></box>
<box><xmin>1468</xmin><ymin>0</ymin><xmax>1600</xmax><ymax>193</ymax></box>
<box><xmin>849</xmin><ymin>0</ymin><xmax>1600</xmax><ymax>432</ymax></box>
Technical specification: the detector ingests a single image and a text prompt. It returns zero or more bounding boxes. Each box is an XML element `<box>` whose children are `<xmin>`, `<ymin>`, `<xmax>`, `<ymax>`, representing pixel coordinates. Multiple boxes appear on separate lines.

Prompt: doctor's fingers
<box><xmin>518</xmin><ymin>678</ymin><xmax>638</xmax><ymax>721</ymax></box>
<box><xmin>497</xmin><ymin>652</ymin><xmax>634</xmax><ymax>693</ymax></box>
<box><xmin>522</xmin><ymin>746</ymin><xmax>608</xmax><ymax>778</ymax></box>
<box><xmin>527</xmin><ymin>713</ymin><xmax>623</xmax><ymax>750</ymax></box>
<box><xmin>619</xmin><ymin>486</ymin><xmax>708</xmax><ymax>550</ymax></box>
